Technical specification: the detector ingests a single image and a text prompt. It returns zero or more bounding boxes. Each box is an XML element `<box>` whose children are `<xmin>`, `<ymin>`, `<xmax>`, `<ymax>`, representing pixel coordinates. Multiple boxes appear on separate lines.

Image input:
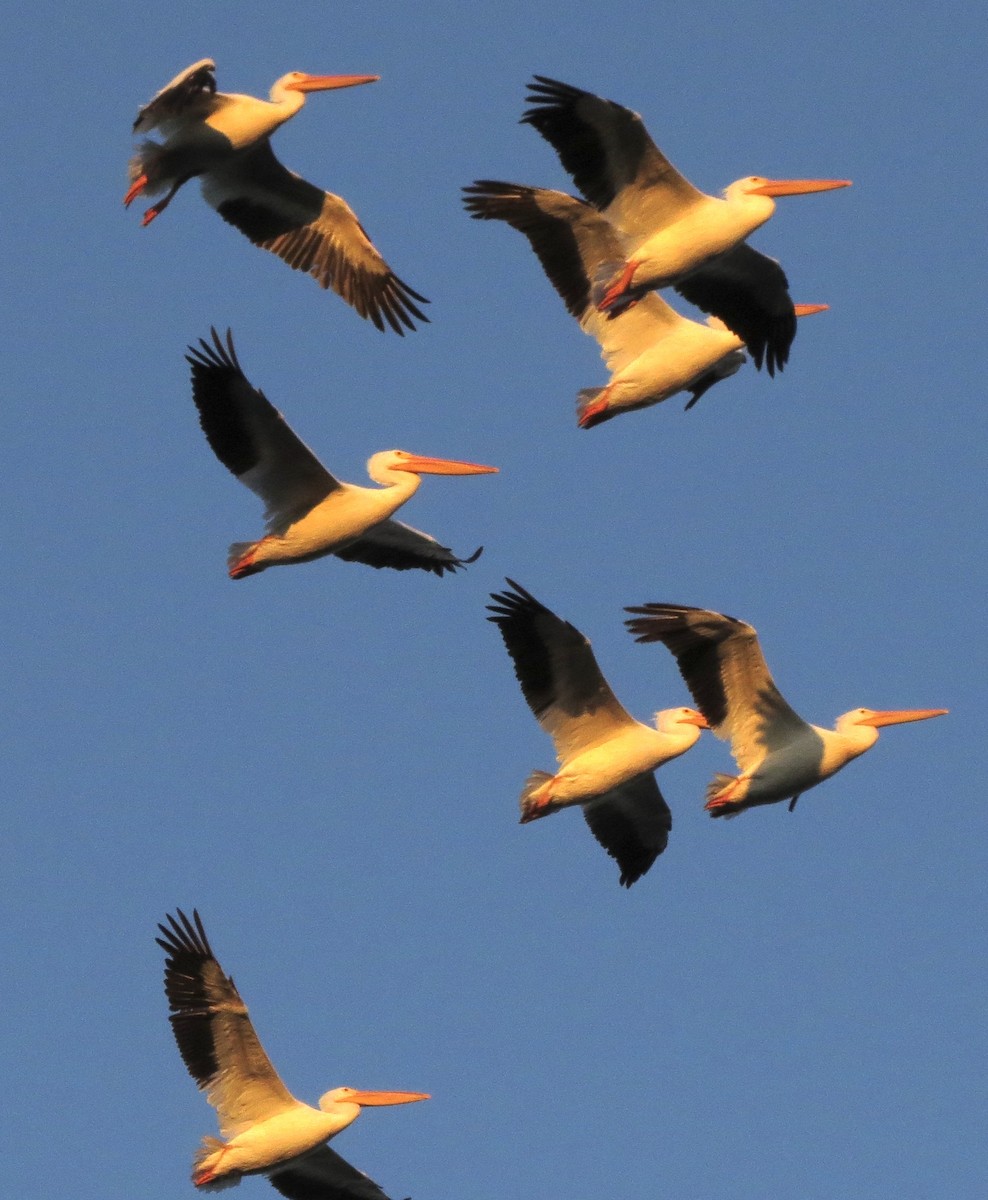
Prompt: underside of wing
<box><xmin>582</xmin><ymin>773</ymin><xmax>672</xmax><ymax>887</ymax></box>
<box><xmin>488</xmin><ymin>579</ymin><xmax>637</xmax><ymax>760</ymax></box>
<box><xmin>186</xmin><ymin>328</ymin><xmax>339</xmax><ymax>529</ymax></box>
<box><xmin>156</xmin><ymin>909</ymin><xmax>297</xmax><ymax>1138</ymax></box>
<box><xmin>522</xmin><ymin>76</ymin><xmax>704</xmax><ymax>235</ymax></box>
<box><xmin>269</xmin><ymin>1144</ymin><xmax>395</xmax><ymax>1200</ymax></box>
<box><xmin>624</xmin><ymin>604</ymin><xmax>810</xmax><ymax>771</ymax></box>
<box><xmin>675</xmin><ymin>244</ymin><xmax>795</xmax><ymax>375</ymax></box>
<box><xmin>133</xmin><ymin>59</ymin><xmax>217</xmax><ymax>134</ymax></box>
<box><xmin>334</xmin><ymin>518</ymin><xmax>482</xmax><ymax>576</ymax></box>
<box><xmin>201</xmin><ymin>142</ymin><xmax>429</xmax><ymax>334</ymax></box>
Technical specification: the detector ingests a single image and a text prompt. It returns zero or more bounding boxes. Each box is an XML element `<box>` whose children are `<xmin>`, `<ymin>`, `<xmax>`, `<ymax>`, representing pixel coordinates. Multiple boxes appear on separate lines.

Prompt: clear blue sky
<box><xmin>2</xmin><ymin>3</ymin><xmax>984</xmax><ymax>1198</ymax></box>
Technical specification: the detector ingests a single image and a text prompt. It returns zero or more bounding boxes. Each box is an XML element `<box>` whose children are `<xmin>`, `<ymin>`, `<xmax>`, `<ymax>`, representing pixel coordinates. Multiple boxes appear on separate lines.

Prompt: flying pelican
<box><xmin>488</xmin><ymin>580</ymin><xmax>708</xmax><ymax>885</ymax></box>
<box><xmin>126</xmin><ymin>60</ymin><xmax>428</xmax><ymax>333</ymax></box>
<box><xmin>156</xmin><ymin>909</ymin><xmax>428</xmax><ymax>1199</ymax></box>
<box><xmin>187</xmin><ymin>329</ymin><xmax>497</xmax><ymax>577</ymax></box>
<box><xmin>522</xmin><ymin>76</ymin><xmax>849</xmax><ymax>367</ymax></box>
<box><xmin>463</xmin><ymin>181</ymin><xmax>827</xmax><ymax>426</ymax></box>
<box><xmin>625</xmin><ymin>603</ymin><xmax>947</xmax><ymax>816</ymax></box>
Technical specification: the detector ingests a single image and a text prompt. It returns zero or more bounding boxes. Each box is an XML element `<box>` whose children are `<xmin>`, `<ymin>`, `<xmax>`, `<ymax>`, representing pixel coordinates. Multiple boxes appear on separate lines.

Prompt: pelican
<box><xmin>463</xmin><ymin>181</ymin><xmax>827</xmax><ymax>426</ymax></box>
<box><xmin>127</xmin><ymin>60</ymin><xmax>428</xmax><ymax>333</ymax></box>
<box><xmin>156</xmin><ymin>909</ymin><xmax>428</xmax><ymax>1199</ymax></box>
<box><xmin>488</xmin><ymin>580</ymin><xmax>708</xmax><ymax>885</ymax></box>
<box><xmin>187</xmin><ymin>329</ymin><xmax>497</xmax><ymax>577</ymax></box>
<box><xmin>625</xmin><ymin>604</ymin><xmax>947</xmax><ymax>816</ymax></box>
<box><xmin>522</xmin><ymin>76</ymin><xmax>849</xmax><ymax>367</ymax></box>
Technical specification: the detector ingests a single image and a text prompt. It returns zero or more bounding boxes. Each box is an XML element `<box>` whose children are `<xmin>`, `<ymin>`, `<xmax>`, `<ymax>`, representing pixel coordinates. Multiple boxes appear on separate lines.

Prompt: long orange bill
<box><xmin>859</xmin><ymin>708</ymin><xmax>948</xmax><ymax>728</ymax></box>
<box><xmin>287</xmin><ymin>73</ymin><xmax>380</xmax><ymax>93</ymax></box>
<box><xmin>794</xmin><ymin>303</ymin><xmax>829</xmax><ymax>317</ymax></box>
<box><xmin>394</xmin><ymin>455</ymin><xmax>499</xmax><ymax>476</ymax></box>
<box><xmin>346</xmin><ymin>1090</ymin><xmax>431</xmax><ymax>1106</ymax></box>
<box><xmin>748</xmin><ymin>178</ymin><xmax>852</xmax><ymax>196</ymax></box>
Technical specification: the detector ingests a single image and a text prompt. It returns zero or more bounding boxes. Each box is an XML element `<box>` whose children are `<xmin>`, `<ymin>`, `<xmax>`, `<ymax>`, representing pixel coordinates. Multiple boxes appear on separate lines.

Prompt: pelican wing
<box><xmin>522</xmin><ymin>76</ymin><xmax>704</xmax><ymax>235</ymax></box>
<box><xmin>200</xmin><ymin>141</ymin><xmax>429</xmax><ymax>334</ymax></box>
<box><xmin>582</xmin><ymin>774</ymin><xmax>672</xmax><ymax>888</ymax></box>
<box><xmin>156</xmin><ymin>909</ymin><xmax>297</xmax><ymax>1139</ymax></box>
<box><xmin>186</xmin><ymin>328</ymin><xmax>340</xmax><ymax>531</ymax></box>
<box><xmin>674</xmin><ymin>244</ymin><xmax>795</xmax><ymax>375</ymax></box>
<box><xmin>334</xmin><ymin>519</ymin><xmax>482</xmax><ymax>576</ymax></box>
<box><xmin>624</xmin><ymin>604</ymin><xmax>810</xmax><ymax>771</ymax></box>
<box><xmin>133</xmin><ymin>59</ymin><xmax>217</xmax><ymax>134</ymax></box>
<box><xmin>488</xmin><ymin>579</ymin><xmax>638</xmax><ymax>762</ymax></box>
<box><xmin>270</xmin><ymin>1145</ymin><xmax>395</xmax><ymax>1200</ymax></box>
<box><xmin>462</xmin><ymin>180</ymin><xmax>680</xmax><ymax>375</ymax></box>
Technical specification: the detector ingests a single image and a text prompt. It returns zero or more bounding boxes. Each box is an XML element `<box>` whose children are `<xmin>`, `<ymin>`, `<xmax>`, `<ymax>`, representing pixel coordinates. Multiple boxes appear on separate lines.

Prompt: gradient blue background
<box><xmin>2</xmin><ymin>3</ymin><xmax>984</xmax><ymax>1197</ymax></box>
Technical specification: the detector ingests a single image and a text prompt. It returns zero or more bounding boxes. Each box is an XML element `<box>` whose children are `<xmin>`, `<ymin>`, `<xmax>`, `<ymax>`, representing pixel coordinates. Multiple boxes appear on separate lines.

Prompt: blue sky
<box><xmin>2</xmin><ymin>3</ymin><xmax>985</xmax><ymax>1198</ymax></box>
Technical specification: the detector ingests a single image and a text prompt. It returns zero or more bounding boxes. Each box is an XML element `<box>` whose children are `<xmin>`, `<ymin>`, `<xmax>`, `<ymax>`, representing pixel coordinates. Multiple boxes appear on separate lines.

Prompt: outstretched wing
<box><xmin>334</xmin><ymin>520</ymin><xmax>482</xmax><ymax>576</ymax></box>
<box><xmin>186</xmin><ymin>328</ymin><xmax>340</xmax><ymax>531</ymax></box>
<box><xmin>675</xmin><ymin>244</ymin><xmax>796</xmax><ymax>375</ymax></box>
<box><xmin>201</xmin><ymin>141</ymin><xmax>429</xmax><ymax>334</ymax></box>
<box><xmin>582</xmin><ymin>774</ymin><xmax>672</xmax><ymax>888</ymax></box>
<box><xmin>270</xmin><ymin>1145</ymin><xmax>397</xmax><ymax>1200</ymax></box>
<box><xmin>156</xmin><ymin>909</ymin><xmax>297</xmax><ymax>1139</ymax></box>
<box><xmin>462</xmin><ymin>180</ymin><xmax>680</xmax><ymax>374</ymax></box>
<box><xmin>624</xmin><ymin>604</ymin><xmax>811</xmax><ymax>771</ymax></box>
<box><xmin>133</xmin><ymin>59</ymin><xmax>217</xmax><ymax>134</ymax></box>
<box><xmin>488</xmin><ymin>579</ymin><xmax>638</xmax><ymax>763</ymax></box>
<box><xmin>522</xmin><ymin>76</ymin><xmax>704</xmax><ymax>236</ymax></box>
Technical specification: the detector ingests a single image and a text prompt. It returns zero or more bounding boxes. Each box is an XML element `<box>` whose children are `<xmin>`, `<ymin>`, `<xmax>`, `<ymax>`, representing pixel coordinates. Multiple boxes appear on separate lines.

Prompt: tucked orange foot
<box><xmin>578</xmin><ymin>395</ymin><xmax>611</xmax><ymax>428</ymax></box>
<box><xmin>704</xmin><ymin>777</ymin><xmax>743</xmax><ymax>811</ymax></box>
<box><xmin>520</xmin><ymin>794</ymin><xmax>557</xmax><ymax>824</ymax></box>
<box><xmin>141</xmin><ymin>203</ymin><xmax>167</xmax><ymax>226</ymax></box>
<box><xmin>123</xmin><ymin>174</ymin><xmax>148</xmax><ymax>208</ymax></box>
<box><xmin>597</xmin><ymin>260</ymin><xmax>638</xmax><ymax>312</ymax></box>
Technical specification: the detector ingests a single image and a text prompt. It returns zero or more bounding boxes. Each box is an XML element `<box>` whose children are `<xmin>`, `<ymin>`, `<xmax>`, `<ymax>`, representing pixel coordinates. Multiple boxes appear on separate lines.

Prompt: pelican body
<box><xmin>522</xmin><ymin>76</ymin><xmax>849</xmax><ymax>370</ymax></box>
<box><xmin>488</xmin><ymin>580</ymin><xmax>707</xmax><ymax>885</ymax></box>
<box><xmin>625</xmin><ymin>603</ymin><xmax>947</xmax><ymax>816</ymax></box>
<box><xmin>156</xmin><ymin>909</ymin><xmax>428</xmax><ymax>1200</ymax></box>
<box><xmin>463</xmin><ymin>182</ymin><xmax>826</xmax><ymax>425</ymax></box>
<box><xmin>187</xmin><ymin>330</ymin><xmax>497</xmax><ymax>578</ymax></box>
<box><xmin>128</xmin><ymin>61</ymin><xmax>428</xmax><ymax>332</ymax></box>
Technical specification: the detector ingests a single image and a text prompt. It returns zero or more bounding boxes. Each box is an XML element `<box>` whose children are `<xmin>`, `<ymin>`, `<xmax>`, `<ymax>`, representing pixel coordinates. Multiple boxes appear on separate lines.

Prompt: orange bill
<box><xmin>394</xmin><ymin>454</ymin><xmax>499</xmax><ymax>476</ymax></box>
<box><xmin>857</xmin><ymin>708</ymin><xmax>948</xmax><ymax>727</ymax></box>
<box><xmin>346</xmin><ymin>1090</ymin><xmax>431</xmax><ymax>1106</ymax></box>
<box><xmin>287</xmin><ymin>73</ymin><xmax>380</xmax><ymax>93</ymax></box>
<box><xmin>748</xmin><ymin>178</ymin><xmax>851</xmax><ymax>197</ymax></box>
<box><xmin>794</xmin><ymin>303</ymin><xmax>829</xmax><ymax>317</ymax></box>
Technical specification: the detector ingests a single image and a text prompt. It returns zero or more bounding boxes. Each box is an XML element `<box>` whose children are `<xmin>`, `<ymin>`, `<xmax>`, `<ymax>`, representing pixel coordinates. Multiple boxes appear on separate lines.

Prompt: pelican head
<box><xmin>319</xmin><ymin>1086</ymin><xmax>431</xmax><ymax>1113</ymax></box>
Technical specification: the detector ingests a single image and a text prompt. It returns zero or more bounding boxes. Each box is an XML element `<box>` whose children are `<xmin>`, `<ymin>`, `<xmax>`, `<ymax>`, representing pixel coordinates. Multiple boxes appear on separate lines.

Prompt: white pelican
<box><xmin>488</xmin><ymin>580</ymin><xmax>708</xmax><ymax>885</ymax></box>
<box><xmin>522</xmin><ymin>76</ymin><xmax>849</xmax><ymax>367</ymax></box>
<box><xmin>187</xmin><ymin>329</ymin><xmax>497</xmax><ymax>577</ymax></box>
<box><xmin>156</xmin><ymin>909</ymin><xmax>428</xmax><ymax>1199</ymax></box>
<box><xmin>463</xmin><ymin>181</ymin><xmax>827</xmax><ymax>427</ymax></box>
<box><xmin>625</xmin><ymin>604</ymin><xmax>947</xmax><ymax>816</ymax></box>
<box><xmin>127</xmin><ymin>60</ymin><xmax>428</xmax><ymax>333</ymax></box>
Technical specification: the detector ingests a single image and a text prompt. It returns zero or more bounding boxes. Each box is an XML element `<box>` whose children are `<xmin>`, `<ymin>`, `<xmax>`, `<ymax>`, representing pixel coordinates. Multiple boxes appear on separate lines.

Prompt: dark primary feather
<box><xmin>155</xmin><ymin>908</ymin><xmax>228</xmax><ymax>1088</ymax></box>
<box><xmin>270</xmin><ymin>1146</ymin><xmax>395</xmax><ymax>1200</ymax></box>
<box><xmin>487</xmin><ymin>578</ymin><xmax>605</xmax><ymax>721</ymax></box>
<box><xmin>463</xmin><ymin>181</ymin><xmax>595</xmax><ymax>318</ymax></box>
<box><xmin>582</xmin><ymin>777</ymin><xmax>672</xmax><ymax>888</ymax></box>
<box><xmin>186</xmin><ymin>328</ymin><xmax>259</xmax><ymax>477</ymax></box>
<box><xmin>624</xmin><ymin>604</ymin><xmax>747</xmax><ymax>729</ymax></box>
<box><xmin>205</xmin><ymin>142</ymin><xmax>429</xmax><ymax>335</ymax></box>
<box><xmin>674</xmin><ymin>244</ymin><xmax>796</xmax><ymax>375</ymax></box>
<box><xmin>334</xmin><ymin>530</ymin><xmax>482</xmax><ymax>576</ymax></box>
<box><xmin>133</xmin><ymin>59</ymin><xmax>217</xmax><ymax>132</ymax></box>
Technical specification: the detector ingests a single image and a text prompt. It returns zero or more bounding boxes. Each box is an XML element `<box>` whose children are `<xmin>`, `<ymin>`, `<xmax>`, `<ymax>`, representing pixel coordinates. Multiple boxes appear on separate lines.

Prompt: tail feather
<box><xmin>705</xmin><ymin>773</ymin><xmax>746</xmax><ymax>819</ymax></box>
<box><xmin>192</xmin><ymin>1137</ymin><xmax>240</xmax><ymax>1191</ymax></box>
<box><xmin>519</xmin><ymin>770</ymin><xmax>556</xmax><ymax>823</ymax></box>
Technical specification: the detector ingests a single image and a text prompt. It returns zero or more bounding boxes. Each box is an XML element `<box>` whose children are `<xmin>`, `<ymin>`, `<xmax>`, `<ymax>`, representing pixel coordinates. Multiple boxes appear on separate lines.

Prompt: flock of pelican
<box><xmin>128</xmin><ymin>60</ymin><xmax>947</xmax><ymax>1200</ymax></box>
